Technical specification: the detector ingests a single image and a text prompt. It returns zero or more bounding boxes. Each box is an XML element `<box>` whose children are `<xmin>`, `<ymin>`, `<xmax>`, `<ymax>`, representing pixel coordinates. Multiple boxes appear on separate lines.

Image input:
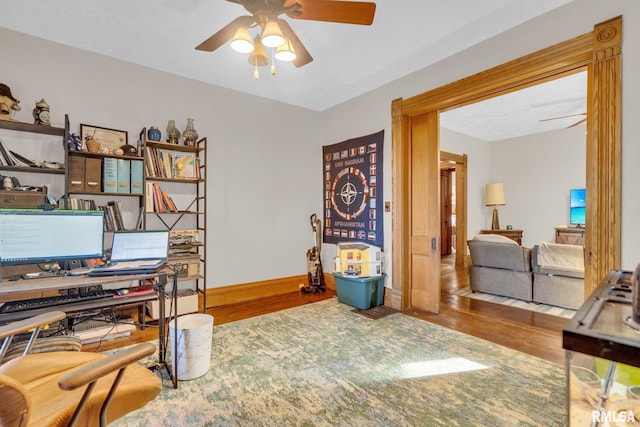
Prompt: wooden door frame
<box><xmin>390</xmin><ymin>17</ymin><xmax>622</xmax><ymax>311</ymax></box>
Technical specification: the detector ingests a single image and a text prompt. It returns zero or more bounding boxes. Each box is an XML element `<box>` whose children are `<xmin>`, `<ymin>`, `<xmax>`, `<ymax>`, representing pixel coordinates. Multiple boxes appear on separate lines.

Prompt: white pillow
<box><xmin>472</xmin><ymin>234</ymin><xmax>518</xmax><ymax>245</ymax></box>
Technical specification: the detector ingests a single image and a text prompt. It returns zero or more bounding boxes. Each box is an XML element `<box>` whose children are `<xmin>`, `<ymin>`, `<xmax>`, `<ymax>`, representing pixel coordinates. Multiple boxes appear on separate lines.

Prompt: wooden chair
<box><xmin>0</xmin><ymin>311</ymin><xmax>162</xmax><ymax>426</ymax></box>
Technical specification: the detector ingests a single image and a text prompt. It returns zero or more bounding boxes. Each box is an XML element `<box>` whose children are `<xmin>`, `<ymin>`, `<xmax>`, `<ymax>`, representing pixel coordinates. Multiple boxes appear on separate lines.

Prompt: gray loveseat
<box><xmin>531</xmin><ymin>242</ymin><xmax>585</xmax><ymax>310</ymax></box>
<box><xmin>467</xmin><ymin>234</ymin><xmax>533</xmax><ymax>301</ymax></box>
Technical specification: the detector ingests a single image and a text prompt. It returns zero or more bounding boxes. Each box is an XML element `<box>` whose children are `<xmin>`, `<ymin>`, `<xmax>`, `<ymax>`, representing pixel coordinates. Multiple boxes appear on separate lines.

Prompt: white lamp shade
<box><xmin>275</xmin><ymin>39</ymin><xmax>296</xmax><ymax>62</ymax></box>
<box><xmin>485</xmin><ymin>183</ymin><xmax>505</xmax><ymax>206</ymax></box>
<box><xmin>261</xmin><ymin>21</ymin><xmax>285</xmax><ymax>48</ymax></box>
<box><xmin>231</xmin><ymin>27</ymin><xmax>254</xmax><ymax>53</ymax></box>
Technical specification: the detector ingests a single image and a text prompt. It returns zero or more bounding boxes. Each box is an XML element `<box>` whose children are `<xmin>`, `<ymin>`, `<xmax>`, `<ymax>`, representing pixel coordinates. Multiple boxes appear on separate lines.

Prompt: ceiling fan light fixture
<box><xmin>248</xmin><ymin>37</ymin><xmax>269</xmax><ymax>67</ymax></box>
<box><xmin>275</xmin><ymin>39</ymin><xmax>296</xmax><ymax>62</ymax></box>
<box><xmin>230</xmin><ymin>27</ymin><xmax>254</xmax><ymax>53</ymax></box>
<box><xmin>261</xmin><ymin>21</ymin><xmax>285</xmax><ymax>48</ymax></box>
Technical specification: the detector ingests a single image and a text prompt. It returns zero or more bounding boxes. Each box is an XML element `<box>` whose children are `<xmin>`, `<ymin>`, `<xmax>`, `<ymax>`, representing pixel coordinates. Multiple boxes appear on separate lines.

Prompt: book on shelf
<box><xmin>150</xmin><ymin>182</ymin><xmax>178</xmax><ymax>213</ymax></box>
<box><xmin>0</xmin><ymin>137</ymin><xmax>35</xmax><ymax>167</ymax></box>
<box><xmin>145</xmin><ymin>182</ymin><xmax>154</xmax><ymax>213</ymax></box>
<box><xmin>116</xmin><ymin>159</ymin><xmax>130</xmax><ymax>193</ymax></box>
<box><xmin>97</xmin><ymin>200</ymin><xmax>127</xmax><ymax>231</ymax></box>
<box><xmin>66</xmin><ymin>197</ymin><xmax>97</xmax><ymax>211</ymax></box>
<box><xmin>103</xmin><ymin>157</ymin><xmax>118</xmax><ymax>193</ymax></box>
<box><xmin>130</xmin><ymin>160</ymin><xmax>143</xmax><ymax>194</ymax></box>
<box><xmin>144</xmin><ymin>147</ymin><xmax>157</xmax><ymax>178</ymax></box>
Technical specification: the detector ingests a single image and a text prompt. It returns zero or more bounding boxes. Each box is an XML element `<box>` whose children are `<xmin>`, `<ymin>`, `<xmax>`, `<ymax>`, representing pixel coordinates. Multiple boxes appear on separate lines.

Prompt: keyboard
<box><xmin>0</xmin><ymin>290</ymin><xmax>116</xmax><ymax>314</ymax></box>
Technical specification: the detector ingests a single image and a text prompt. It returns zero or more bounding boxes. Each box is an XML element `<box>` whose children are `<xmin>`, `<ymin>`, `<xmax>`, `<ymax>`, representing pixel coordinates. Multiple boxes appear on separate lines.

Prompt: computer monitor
<box><xmin>0</xmin><ymin>209</ymin><xmax>104</xmax><ymax>266</ymax></box>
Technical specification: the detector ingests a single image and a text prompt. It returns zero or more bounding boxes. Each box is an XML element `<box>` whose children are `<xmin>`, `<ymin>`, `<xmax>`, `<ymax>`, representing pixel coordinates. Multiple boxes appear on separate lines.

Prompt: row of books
<box><xmin>65</xmin><ymin>198</ymin><xmax>127</xmax><ymax>231</ymax></box>
<box><xmin>144</xmin><ymin>147</ymin><xmax>200</xmax><ymax>179</ymax></box>
<box><xmin>146</xmin><ymin>182</ymin><xmax>179</xmax><ymax>213</ymax></box>
<box><xmin>0</xmin><ymin>137</ymin><xmax>36</xmax><ymax>167</ymax></box>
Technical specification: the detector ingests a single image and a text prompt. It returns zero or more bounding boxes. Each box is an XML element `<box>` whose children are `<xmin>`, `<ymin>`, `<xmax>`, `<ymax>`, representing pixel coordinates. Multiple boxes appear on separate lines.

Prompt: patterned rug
<box><xmin>451</xmin><ymin>286</ymin><xmax>577</xmax><ymax>319</ymax></box>
<box><xmin>112</xmin><ymin>298</ymin><xmax>566</xmax><ymax>426</ymax></box>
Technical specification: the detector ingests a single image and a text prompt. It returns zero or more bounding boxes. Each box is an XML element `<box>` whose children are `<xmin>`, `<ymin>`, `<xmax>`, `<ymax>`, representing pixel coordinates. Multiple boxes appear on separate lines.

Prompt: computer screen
<box><xmin>0</xmin><ymin>209</ymin><xmax>104</xmax><ymax>265</ymax></box>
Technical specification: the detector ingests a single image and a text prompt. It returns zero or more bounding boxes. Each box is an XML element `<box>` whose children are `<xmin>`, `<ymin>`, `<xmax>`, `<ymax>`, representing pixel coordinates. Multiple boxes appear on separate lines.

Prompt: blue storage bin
<box><xmin>333</xmin><ymin>273</ymin><xmax>386</xmax><ymax>310</ymax></box>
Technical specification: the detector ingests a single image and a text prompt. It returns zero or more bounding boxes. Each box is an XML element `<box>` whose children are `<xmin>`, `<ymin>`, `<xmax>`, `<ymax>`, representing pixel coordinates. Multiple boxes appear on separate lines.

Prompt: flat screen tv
<box><xmin>570</xmin><ymin>188</ymin><xmax>586</xmax><ymax>226</ymax></box>
<box><xmin>0</xmin><ymin>209</ymin><xmax>104</xmax><ymax>266</ymax></box>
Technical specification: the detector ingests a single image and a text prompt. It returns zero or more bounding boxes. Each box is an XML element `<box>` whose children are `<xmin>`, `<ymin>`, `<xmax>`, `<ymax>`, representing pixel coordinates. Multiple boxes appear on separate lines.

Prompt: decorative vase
<box><xmin>147</xmin><ymin>126</ymin><xmax>161</xmax><ymax>141</ymax></box>
<box><xmin>166</xmin><ymin>120</ymin><xmax>180</xmax><ymax>144</ymax></box>
<box><xmin>86</xmin><ymin>139</ymin><xmax>100</xmax><ymax>153</ymax></box>
<box><xmin>182</xmin><ymin>118</ymin><xmax>198</xmax><ymax>147</ymax></box>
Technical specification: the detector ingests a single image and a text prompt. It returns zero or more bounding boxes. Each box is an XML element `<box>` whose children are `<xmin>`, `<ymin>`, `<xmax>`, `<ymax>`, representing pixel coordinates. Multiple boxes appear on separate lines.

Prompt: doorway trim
<box><xmin>390</xmin><ymin>17</ymin><xmax>622</xmax><ymax>311</ymax></box>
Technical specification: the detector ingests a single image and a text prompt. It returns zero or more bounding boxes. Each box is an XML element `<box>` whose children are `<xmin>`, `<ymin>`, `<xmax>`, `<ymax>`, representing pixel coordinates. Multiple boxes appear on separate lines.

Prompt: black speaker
<box><xmin>63</xmin><ymin>259</ymin><xmax>83</xmax><ymax>270</ymax></box>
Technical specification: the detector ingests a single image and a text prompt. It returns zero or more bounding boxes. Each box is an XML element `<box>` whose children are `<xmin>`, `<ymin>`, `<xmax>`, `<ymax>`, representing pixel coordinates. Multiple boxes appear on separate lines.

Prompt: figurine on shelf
<box><xmin>67</xmin><ymin>133</ymin><xmax>84</xmax><ymax>151</ymax></box>
<box><xmin>0</xmin><ymin>83</ymin><xmax>21</xmax><ymax>122</ymax></box>
<box><xmin>32</xmin><ymin>98</ymin><xmax>51</xmax><ymax>125</ymax></box>
<box><xmin>120</xmin><ymin>144</ymin><xmax>137</xmax><ymax>156</ymax></box>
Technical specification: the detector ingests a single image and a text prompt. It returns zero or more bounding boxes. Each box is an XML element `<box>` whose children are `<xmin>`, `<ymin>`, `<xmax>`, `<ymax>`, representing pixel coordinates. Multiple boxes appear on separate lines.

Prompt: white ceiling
<box><xmin>0</xmin><ymin>0</ymin><xmax>584</xmax><ymax>140</ymax></box>
<box><xmin>441</xmin><ymin>70</ymin><xmax>587</xmax><ymax>141</ymax></box>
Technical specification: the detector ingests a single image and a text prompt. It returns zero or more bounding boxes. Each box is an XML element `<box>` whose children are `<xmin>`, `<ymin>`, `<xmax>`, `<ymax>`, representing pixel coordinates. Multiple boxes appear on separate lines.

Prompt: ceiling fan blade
<box><xmin>195</xmin><ymin>15</ymin><xmax>255</xmax><ymax>52</ymax></box>
<box><xmin>568</xmin><ymin>118</ymin><xmax>587</xmax><ymax>128</ymax></box>
<box><xmin>285</xmin><ymin>0</ymin><xmax>376</xmax><ymax>25</ymax></box>
<box><xmin>539</xmin><ymin>112</ymin><xmax>586</xmax><ymax>122</ymax></box>
<box><xmin>277</xmin><ymin>19</ymin><xmax>313</xmax><ymax>67</ymax></box>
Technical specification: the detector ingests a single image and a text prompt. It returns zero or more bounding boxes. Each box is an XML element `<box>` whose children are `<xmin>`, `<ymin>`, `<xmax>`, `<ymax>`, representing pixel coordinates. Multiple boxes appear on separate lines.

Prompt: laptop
<box><xmin>88</xmin><ymin>230</ymin><xmax>169</xmax><ymax>276</ymax></box>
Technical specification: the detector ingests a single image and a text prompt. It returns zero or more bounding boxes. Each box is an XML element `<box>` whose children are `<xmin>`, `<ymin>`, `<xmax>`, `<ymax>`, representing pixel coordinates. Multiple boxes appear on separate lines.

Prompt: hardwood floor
<box><xmin>407</xmin><ymin>254</ymin><xmax>567</xmax><ymax>365</ymax></box>
<box><xmin>88</xmin><ymin>257</ymin><xmax>568</xmax><ymax>365</ymax></box>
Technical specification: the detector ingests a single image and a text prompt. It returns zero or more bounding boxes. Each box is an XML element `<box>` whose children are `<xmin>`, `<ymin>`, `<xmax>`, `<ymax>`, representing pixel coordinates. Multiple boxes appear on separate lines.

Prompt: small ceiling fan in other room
<box><xmin>195</xmin><ymin>0</ymin><xmax>376</xmax><ymax>77</ymax></box>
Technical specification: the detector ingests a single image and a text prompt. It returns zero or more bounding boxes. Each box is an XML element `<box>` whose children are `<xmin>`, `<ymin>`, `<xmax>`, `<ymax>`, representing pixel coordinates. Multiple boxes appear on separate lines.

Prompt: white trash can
<box><xmin>169</xmin><ymin>313</ymin><xmax>214</xmax><ymax>380</ymax></box>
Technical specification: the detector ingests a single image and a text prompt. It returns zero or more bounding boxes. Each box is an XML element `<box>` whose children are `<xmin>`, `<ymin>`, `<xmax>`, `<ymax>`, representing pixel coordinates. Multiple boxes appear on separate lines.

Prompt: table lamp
<box><xmin>485</xmin><ymin>182</ymin><xmax>505</xmax><ymax>230</ymax></box>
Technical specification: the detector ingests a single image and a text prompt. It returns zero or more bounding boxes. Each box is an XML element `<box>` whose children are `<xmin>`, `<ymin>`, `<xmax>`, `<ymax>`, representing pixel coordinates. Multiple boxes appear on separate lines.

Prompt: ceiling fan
<box><xmin>195</xmin><ymin>0</ymin><xmax>376</xmax><ymax>72</ymax></box>
<box><xmin>539</xmin><ymin>112</ymin><xmax>587</xmax><ymax>128</ymax></box>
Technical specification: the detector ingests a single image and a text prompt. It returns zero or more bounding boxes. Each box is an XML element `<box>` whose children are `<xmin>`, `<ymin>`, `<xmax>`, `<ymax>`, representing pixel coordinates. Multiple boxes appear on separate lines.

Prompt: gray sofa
<box><xmin>531</xmin><ymin>242</ymin><xmax>585</xmax><ymax>310</ymax></box>
<box><xmin>467</xmin><ymin>235</ymin><xmax>584</xmax><ymax>310</ymax></box>
<box><xmin>467</xmin><ymin>234</ymin><xmax>533</xmax><ymax>301</ymax></box>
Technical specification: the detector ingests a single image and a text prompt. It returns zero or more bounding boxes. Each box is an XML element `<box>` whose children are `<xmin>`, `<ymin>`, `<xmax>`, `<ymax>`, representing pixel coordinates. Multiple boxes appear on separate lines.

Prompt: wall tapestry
<box><xmin>322</xmin><ymin>130</ymin><xmax>384</xmax><ymax>247</ymax></box>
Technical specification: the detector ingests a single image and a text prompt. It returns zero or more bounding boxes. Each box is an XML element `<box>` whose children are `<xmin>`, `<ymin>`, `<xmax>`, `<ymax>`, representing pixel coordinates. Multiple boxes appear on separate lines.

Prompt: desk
<box><xmin>0</xmin><ymin>271</ymin><xmax>179</xmax><ymax>387</ymax></box>
<box><xmin>0</xmin><ymin>273</ymin><xmax>161</xmax><ymax>322</ymax></box>
<box><xmin>480</xmin><ymin>229</ymin><xmax>523</xmax><ymax>245</ymax></box>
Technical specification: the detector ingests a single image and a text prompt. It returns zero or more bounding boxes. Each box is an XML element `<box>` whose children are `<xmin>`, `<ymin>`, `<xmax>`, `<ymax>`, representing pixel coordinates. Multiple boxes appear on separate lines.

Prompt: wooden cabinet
<box><xmin>556</xmin><ymin>227</ymin><xmax>585</xmax><ymax>245</ymax></box>
<box><xmin>67</xmin><ymin>155</ymin><xmax>102</xmax><ymax>194</ymax></box>
<box><xmin>480</xmin><ymin>229</ymin><xmax>523</xmax><ymax>245</ymax></box>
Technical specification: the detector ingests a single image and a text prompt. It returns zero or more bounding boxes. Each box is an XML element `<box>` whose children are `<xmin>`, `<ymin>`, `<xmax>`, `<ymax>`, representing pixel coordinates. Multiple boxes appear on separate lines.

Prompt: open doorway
<box><xmin>440</xmin><ymin>151</ymin><xmax>467</xmax><ymax>267</ymax></box>
<box><xmin>440</xmin><ymin>165</ymin><xmax>455</xmax><ymax>257</ymax></box>
<box><xmin>391</xmin><ymin>17</ymin><xmax>622</xmax><ymax>313</ymax></box>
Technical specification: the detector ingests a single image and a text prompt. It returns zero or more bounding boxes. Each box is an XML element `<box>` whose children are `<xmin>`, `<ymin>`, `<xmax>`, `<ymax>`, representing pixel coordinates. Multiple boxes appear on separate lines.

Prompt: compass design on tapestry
<box><xmin>330</xmin><ymin>166</ymin><xmax>368</xmax><ymax>220</ymax></box>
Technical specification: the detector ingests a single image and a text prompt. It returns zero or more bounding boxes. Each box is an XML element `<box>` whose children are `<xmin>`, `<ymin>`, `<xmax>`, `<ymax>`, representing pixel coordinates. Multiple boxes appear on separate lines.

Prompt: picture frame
<box><xmin>80</xmin><ymin>124</ymin><xmax>128</xmax><ymax>152</ymax></box>
<box><xmin>172</xmin><ymin>152</ymin><xmax>196</xmax><ymax>179</ymax></box>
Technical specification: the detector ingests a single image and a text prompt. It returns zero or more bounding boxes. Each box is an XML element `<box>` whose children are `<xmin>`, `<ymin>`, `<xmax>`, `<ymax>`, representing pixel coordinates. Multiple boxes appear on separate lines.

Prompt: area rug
<box><xmin>112</xmin><ymin>298</ymin><xmax>566</xmax><ymax>427</ymax></box>
<box><xmin>451</xmin><ymin>286</ymin><xmax>576</xmax><ymax>319</ymax></box>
